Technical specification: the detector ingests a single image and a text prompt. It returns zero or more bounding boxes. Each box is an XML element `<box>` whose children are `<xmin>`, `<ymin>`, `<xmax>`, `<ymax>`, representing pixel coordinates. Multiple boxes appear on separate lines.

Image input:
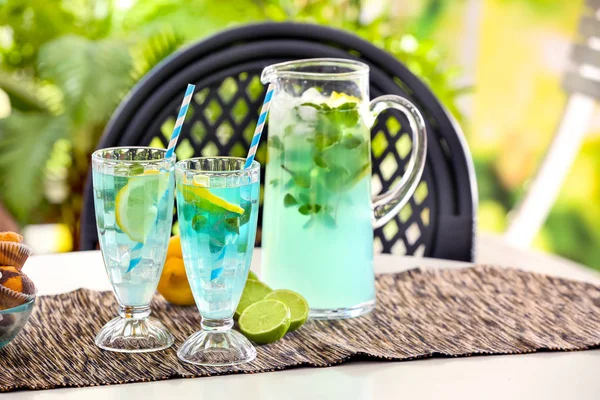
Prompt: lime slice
<box><xmin>247</xmin><ymin>270</ymin><xmax>259</xmax><ymax>281</ymax></box>
<box><xmin>181</xmin><ymin>184</ymin><xmax>244</xmax><ymax>215</ymax></box>
<box><xmin>115</xmin><ymin>171</ymin><xmax>169</xmax><ymax>243</ymax></box>
<box><xmin>265</xmin><ymin>289</ymin><xmax>309</xmax><ymax>332</ymax></box>
<box><xmin>234</xmin><ymin>279</ymin><xmax>272</xmax><ymax>319</ymax></box>
<box><xmin>239</xmin><ymin>299</ymin><xmax>291</xmax><ymax>344</ymax></box>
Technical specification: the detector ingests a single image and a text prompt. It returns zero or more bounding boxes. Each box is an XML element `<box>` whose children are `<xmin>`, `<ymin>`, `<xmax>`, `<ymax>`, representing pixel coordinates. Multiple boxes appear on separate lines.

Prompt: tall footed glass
<box><xmin>176</xmin><ymin>157</ymin><xmax>260</xmax><ymax>366</ymax></box>
<box><xmin>92</xmin><ymin>147</ymin><xmax>175</xmax><ymax>352</ymax></box>
<box><xmin>261</xmin><ymin>58</ymin><xmax>427</xmax><ymax>319</ymax></box>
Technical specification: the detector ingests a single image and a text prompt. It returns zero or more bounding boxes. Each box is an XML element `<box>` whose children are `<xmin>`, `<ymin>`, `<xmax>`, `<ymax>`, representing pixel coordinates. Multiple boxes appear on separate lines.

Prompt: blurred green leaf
<box><xmin>0</xmin><ymin>72</ymin><xmax>49</xmax><ymax>112</ymax></box>
<box><xmin>0</xmin><ymin>111</ymin><xmax>70</xmax><ymax>223</ymax></box>
<box><xmin>37</xmin><ymin>35</ymin><xmax>133</xmax><ymax>126</ymax></box>
<box><xmin>121</xmin><ymin>0</ymin><xmax>267</xmax><ymax>38</ymax></box>
<box><xmin>131</xmin><ymin>28</ymin><xmax>185</xmax><ymax>81</ymax></box>
<box><xmin>0</xmin><ymin>0</ymin><xmax>115</xmax><ymax>71</ymax></box>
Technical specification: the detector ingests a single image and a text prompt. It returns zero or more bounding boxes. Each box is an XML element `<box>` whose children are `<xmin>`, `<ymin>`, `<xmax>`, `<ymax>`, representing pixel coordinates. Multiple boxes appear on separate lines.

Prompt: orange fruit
<box><xmin>157</xmin><ymin>257</ymin><xmax>195</xmax><ymax>306</ymax></box>
<box><xmin>166</xmin><ymin>235</ymin><xmax>182</xmax><ymax>259</ymax></box>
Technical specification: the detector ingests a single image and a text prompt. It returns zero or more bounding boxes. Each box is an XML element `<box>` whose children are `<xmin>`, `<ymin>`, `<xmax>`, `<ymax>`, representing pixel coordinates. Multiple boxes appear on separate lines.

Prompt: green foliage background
<box><xmin>0</xmin><ymin>0</ymin><xmax>463</xmax><ymax>249</ymax></box>
<box><xmin>1</xmin><ymin>0</ymin><xmax>597</xmax><ymax>270</ymax></box>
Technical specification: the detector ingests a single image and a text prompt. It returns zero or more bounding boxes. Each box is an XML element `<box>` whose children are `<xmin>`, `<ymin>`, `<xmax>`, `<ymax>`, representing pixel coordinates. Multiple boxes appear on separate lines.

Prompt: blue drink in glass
<box><xmin>176</xmin><ymin>157</ymin><xmax>260</xmax><ymax>366</ymax></box>
<box><xmin>92</xmin><ymin>147</ymin><xmax>175</xmax><ymax>353</ymax></box>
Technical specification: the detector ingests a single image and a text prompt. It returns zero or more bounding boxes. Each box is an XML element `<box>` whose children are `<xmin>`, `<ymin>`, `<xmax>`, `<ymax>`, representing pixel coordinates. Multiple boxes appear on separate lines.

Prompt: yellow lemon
<box><xmin>180</xmin><ymin>183</ymin><xmax>244</xmax><ymax>214</ymax></box>
<box><xmin>157</xmin><ymin>257</ymin><xmax>195</xmax><ymax>306</ymax></box>
<box><xmin>330</xmin><ymin>91</ymin><xmax>360</xmax><ymax>106</ymax></box>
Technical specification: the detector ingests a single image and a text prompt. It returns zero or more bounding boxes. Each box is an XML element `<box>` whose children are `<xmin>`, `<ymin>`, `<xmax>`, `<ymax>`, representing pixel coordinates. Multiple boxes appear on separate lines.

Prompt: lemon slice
<box><xmin>115</xmin><ymin>171</ymin><xmax>169</xmax><ymax>243</ymax></box>
<box><xmin>180</xmin><ymin>184</ymin><xmax>244</xmax><ymax>215</ymax></box>
<box><xmin>330</xmin><ymin>91</ymin><xmax>360</xmax><ymax>106</ymax></box>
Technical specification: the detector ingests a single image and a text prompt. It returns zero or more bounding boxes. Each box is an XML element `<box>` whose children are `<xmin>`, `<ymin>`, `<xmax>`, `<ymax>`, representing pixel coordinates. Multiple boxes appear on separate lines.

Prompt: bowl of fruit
<box><xmin>0</xmin><ymin>232</ymin><xmax>36</xmax><ymax>350</ymax></box>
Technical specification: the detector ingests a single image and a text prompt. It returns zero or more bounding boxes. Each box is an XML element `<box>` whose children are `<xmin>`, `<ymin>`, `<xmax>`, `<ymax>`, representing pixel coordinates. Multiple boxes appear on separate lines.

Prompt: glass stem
<box><xmin>201</xmin><ymin>318</ymin><xmax>233</xmax><ymax>332</ymax></box>
<box><xmin>119</xmin><ymin>305</ymin><xmax>150</xmax><ymax>320</ymax></box>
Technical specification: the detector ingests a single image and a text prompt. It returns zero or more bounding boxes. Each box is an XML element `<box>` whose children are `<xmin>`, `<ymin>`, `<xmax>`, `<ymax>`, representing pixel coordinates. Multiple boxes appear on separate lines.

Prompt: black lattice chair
<box><xmin>80</xmin><ymin>22</ymin><xmax>477</xmax><ymax>261</ymax></box>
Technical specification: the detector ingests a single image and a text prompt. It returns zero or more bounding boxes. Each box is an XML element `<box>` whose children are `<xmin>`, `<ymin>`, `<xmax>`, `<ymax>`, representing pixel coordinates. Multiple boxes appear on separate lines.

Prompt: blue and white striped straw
<box><xmin>244</xmin><ymin>84</ymin><xmax>275</xmax><ymax>169</ymax></box>
<box><xmin>166</xmin><ymin>83</ymin><xmax>196</xmax><ymax>159</ymax></box>
<box><xmin>126</xmin><ymin>83</ymin><xmax>196</xmax><ymax>273</ymax></box>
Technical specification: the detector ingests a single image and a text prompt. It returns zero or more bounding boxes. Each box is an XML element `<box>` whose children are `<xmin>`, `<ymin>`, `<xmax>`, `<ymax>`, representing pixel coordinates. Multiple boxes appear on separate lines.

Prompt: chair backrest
<box><xmin>81</xmin><ymin>22</ymin><xmax>477</xmax><ymax>262</ymax></box>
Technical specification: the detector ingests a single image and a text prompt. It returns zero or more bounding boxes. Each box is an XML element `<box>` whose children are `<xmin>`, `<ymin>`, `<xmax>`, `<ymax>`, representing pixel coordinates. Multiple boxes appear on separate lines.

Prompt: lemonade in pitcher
<box><xmin>262</xmin><ymin>89</ymin><xmax>375</xmax><ymax>312</ymax></box>
<box><xmin>260</xmin><ymin>59</ymin><xmax>427</xmax><ymax>319</ymax></box>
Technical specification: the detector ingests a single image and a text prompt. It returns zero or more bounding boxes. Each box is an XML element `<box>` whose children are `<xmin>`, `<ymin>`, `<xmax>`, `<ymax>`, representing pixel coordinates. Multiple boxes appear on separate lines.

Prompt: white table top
<box><xmin>8</xmin><ymin>234</ymin><xmax>600</xmax><ymax>400</ymax></box>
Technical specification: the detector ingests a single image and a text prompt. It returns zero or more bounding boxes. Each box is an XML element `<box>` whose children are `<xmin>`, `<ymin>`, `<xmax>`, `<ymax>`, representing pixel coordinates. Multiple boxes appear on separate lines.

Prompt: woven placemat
<box><xmin>2</xmin><ymin>265</ymin><xmax>600</xmax><ymax>392</ymax></box>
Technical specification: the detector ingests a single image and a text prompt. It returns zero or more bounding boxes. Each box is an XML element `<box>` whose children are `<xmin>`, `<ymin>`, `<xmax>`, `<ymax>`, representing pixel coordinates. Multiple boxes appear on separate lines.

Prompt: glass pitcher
<box><xmin>260</xmin><ymin>58</ymin><xmax>427</xmax><ymax>319</ymax></box>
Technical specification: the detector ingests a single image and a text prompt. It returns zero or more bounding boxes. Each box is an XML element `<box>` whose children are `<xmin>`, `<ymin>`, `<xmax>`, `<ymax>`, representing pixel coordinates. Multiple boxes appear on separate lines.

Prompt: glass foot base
<box><xmin>95</xmin><ymin>315</ymin><xmax>174</xmax><ymax>353</ymax></box>
<box><xmin>309</xmin><ymin>299</ymin><xmax>375</xmax><ymax>320</ymax></box>
<box><xmin>177</xmin><ymin>329</ymin><xmax>257</xmax><ymax>366</ymax></box>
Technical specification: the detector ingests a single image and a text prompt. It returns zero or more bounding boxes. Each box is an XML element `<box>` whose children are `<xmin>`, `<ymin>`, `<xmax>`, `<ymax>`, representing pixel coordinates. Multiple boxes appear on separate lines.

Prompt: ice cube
<box><xmin>270</xmin><ymin>90</ymin><xmax>296</xmax><ymax>121</ymax></box>
<box><xmin>293</xmin><ymin>122</ymin><xmax>315</xmax><ymax>136</ymax></box>
<box><xmin>193</xmin><ymin>174</ymin><xmax>210</xmax><ymax>187</ymax></box>
<box><xmin>300</xmin><ymin>88</ymin><xmax>326</xmax><ymax>104</ymax></box>
<box><xmin>298</xmin><ymin>106</ymin><xmax>317</xmax><ymax>122</ymax></box>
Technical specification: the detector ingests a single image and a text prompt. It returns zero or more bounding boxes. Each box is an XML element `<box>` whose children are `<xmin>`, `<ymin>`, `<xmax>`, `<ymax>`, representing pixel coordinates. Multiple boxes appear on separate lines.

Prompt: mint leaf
<box><xmin>342</xmin><ymin>134</ymin><xmax>362</xmax><ymax>149</ymax></box>
<box><xmin>269</xmin><ymin>136</ymin><xmax>284</xmax><ymax>150</ymax></box>
<box><xmin>345</xmin><ymin>163</ymin><xmax>371</xmax><ymax>188</ymax></box>
<box><xmin>282</xmin><ymin>164</ymin><xmax>312</xmax><ymax>189</ymax></box>
<box><xmin>294</xmin><ymin>174</ymin><xmax>311</xmax><ymax>188</ymax></box>
<box><xmin>298</xmin><ymin>204</ymin><xmax>312</xmax><ymax>215</ymax></box>
<box><xmin>209</xmin><ymin>235</ymin><xmax>225</xmax><ymax>252</ymax></box>
<box><xmin>313</xmin><ymin>153</ymin><xmax>328</xmax><ymax>168</ymax></box>
<box><xmin>314</xmin><ymin>129</ymin><xmax>342</xmax><ymax>152</ymax></box>
<box><xmin>320</xmin><ymin>103</ymin><xmax>332</xmax><ymax>111</ymax></box>
<box><xmin>339</xmin><ymin>109</ymin><xmax>359</xmax><ymax>127</ymax></box>
<box><xmin>224</xmin><ymin>217</ymin><xmax>240</xmax><ymax>234</ymax></box>
<box><xmin>128</xmin><ymin>164</ymin><xmax>145</xmax><ymax>176</ymax></box>
<box><xmin>338</xmin><ymin>102</ymin><xmax>357</xmax><ymax>110</ymax></box>
<box><xmin>298</xmin><ymin>203</ymin><xmax>322</xmax><ymax>216</ymax></box>
<box><xmin>325</xmin><ymin>165</ymin><xmax>351</xmax><ymax>192</ymax></box>
<box><xmin>284</xmin><ymin>193</ymin><xmax>297</xmax><ymax>207</ymax></box>
<box><xmin>298</xmin><ymin>192</ymin><xmax>310</xmax><ymax>204</ymax></box>
<box><xmin>269</xmin><ymin>179</ymin><xmax>280</xmax><ymax>187</ymax></box>
<box><xmin>192</xmin><ymin>214</ymin><xmax>208</xmax><ymax>232</ymax></box>
<box><xmin>284</xmin><ymin>125</ymin><xmax>294</xmax><ymax>136</ymax></box>
<box><xmin>300</xmin><ymin>102</ymin><xmax>322</xmax><ymax>110</ymax></box>
<box><xmin>240</xmin><ymin>200</ymin><xmax>252</xmax><ymax>225</ymax></box>
<box><xmin>237</xmin><ymin>240</ymin><xmax>248</xmax><ymax>253</ymax></box>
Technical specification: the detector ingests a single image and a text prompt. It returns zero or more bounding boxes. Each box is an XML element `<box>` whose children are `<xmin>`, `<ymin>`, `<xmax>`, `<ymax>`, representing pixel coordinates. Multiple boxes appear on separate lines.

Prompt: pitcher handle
<box><xmin>370</xmin><ymin>95</ymin><xmax>427</xmax><ymax>229</ymax></box>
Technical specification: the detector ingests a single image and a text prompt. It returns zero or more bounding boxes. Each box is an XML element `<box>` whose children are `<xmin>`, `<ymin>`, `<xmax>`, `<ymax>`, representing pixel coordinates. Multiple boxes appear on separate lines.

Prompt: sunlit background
<box><xmin>1</xmin><ymin>0</ymin><xmax>598</xmax><ymax>270</ymax></box>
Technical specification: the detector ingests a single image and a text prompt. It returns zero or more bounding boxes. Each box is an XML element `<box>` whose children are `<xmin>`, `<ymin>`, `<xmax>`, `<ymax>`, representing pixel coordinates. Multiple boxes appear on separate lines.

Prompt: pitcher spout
<box><xmin>260</xmin><ymin>64</ymin><xmax>278</xmax><ymax>85</ymax></box>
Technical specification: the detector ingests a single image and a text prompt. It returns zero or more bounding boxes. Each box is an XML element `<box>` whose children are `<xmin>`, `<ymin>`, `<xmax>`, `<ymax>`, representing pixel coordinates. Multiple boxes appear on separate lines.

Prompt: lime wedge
<box><xmin>181</xmin><ymin>184</ymin><xmax>244</xmax><ymax>214</ymax></box>
<box><xmin>239</xmin><ymin>299</ymin><xmax>291</xmax><ymax>344</ymax></box>
<box><xmin>234</xmin><ymin>279</ymin><xmax>272</xmax><ymax>319</ymax></box>
<box><xmin>247</xmin><ymin>270</ymin><xmax>259</xmax><ymax>281</ymax></box>
<box><xmin>265</xmin><ymin>289</ymin><xmax>309</xmax><ymax>331</ymax></box>
<box><xmin>115</xmin><ymin>171</ymin><xmax>169</xmax><ymax>243</ymax></box>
